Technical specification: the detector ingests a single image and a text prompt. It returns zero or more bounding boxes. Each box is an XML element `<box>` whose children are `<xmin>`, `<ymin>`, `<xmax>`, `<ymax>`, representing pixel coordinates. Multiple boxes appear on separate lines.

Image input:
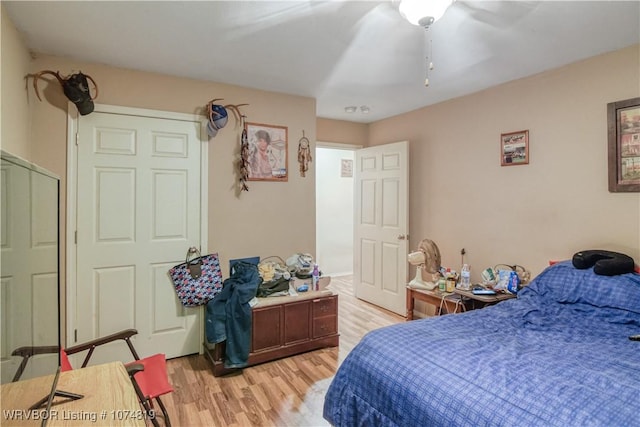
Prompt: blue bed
<box><xmin>323</xmin><ymin>262</ymin><xmax>640</xmax><ymax>426</ymax></box>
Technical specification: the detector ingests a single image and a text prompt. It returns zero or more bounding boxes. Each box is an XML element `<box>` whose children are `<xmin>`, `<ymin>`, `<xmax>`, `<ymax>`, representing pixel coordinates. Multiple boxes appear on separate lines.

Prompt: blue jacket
<box><xmin>206</xmin><ymin>261</ymin><xmax>261</xmax><ymax>368</ymax></box>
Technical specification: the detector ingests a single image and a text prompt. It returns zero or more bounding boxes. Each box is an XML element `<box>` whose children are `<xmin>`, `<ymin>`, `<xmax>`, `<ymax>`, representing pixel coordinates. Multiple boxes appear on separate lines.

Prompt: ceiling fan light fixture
<box><xmin>360</xmin><ymin>105</ymin><xmax>370</xmax><ymax>114</ymax></box>
<box><xmin>399</xmin><ymin>0</ymin><xmax>453</xmax><ymax>27</ymax></box>
<box><xmin>344</xmin><ymin>106</ymin><xmax>357</xmax><ymax>113</ymax></box>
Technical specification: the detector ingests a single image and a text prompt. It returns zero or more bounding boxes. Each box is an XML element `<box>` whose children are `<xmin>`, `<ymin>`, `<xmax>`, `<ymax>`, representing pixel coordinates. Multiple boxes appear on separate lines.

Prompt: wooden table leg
<box><xmin>406</xmin><ymin>288</ymin><xmax>414</xmax><ymax>320</ymax></box>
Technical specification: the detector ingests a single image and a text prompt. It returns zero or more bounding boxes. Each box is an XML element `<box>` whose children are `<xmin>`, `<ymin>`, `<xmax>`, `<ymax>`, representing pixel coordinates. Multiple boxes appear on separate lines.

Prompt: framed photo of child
<box><xmin>245</xmin><ymin>122</ymin><xmax>288</xmax><ymax>182</ymax></box>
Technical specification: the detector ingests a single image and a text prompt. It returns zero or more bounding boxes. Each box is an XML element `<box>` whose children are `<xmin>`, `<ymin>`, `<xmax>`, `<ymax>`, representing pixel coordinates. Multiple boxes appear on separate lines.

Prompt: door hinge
<box><xmin>75</xmin><ymin>132</ymin><xmax>79</xmax><ymax>145</ymax></box>
<box><xmin>74</xmin><ymin>329</ymin><xmax>77</xmax><ymax>343</ymax></box>
<box><xmin>74</xmin><ymin>230</ymin><xmax>77</xmax><ymax>244</ymax></box>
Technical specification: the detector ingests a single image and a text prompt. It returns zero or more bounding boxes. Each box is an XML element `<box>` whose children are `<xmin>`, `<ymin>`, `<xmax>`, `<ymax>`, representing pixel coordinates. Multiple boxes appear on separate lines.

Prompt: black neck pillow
<box><xmin>572</xmin><ymin>250</ymin><xmax>635</xmax><ymax>276</ymax></box>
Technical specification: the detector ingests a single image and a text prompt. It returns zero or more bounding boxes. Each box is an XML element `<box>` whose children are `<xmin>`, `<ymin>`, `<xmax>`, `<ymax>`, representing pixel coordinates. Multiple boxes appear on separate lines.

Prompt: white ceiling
<box><xmin>4</xmin><ymin>1</ymin><xmax>640</xmax><ymax>123</ymax></box>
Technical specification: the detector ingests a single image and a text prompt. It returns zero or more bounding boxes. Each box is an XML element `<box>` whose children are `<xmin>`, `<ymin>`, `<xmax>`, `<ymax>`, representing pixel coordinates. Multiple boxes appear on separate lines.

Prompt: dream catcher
<box><xmin>297</xmin><ymin>131</ymin><xmax>312</xmax><ymax>177</ymax></box>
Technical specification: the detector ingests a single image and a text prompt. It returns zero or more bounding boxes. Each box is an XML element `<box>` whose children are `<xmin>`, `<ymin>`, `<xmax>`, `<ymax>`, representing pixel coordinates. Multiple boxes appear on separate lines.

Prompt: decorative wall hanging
<box><xmin>238</xmin><ymin>114</ymin><xmax>250</xmax><ymax>192</ymax></box>
<box><xmin>607</xmin><ymin>97</ymin><xmax>640</xmax><ymax>192</ymax></box>
<box><xmin>500</xmin><ymin>130</ymin><xmax>529</xmax><ymax>166</ymax></box>
<box><xmin>297</xmin><ymin>131</ymin><xmax>312</xmax><ymax>177</ymax></box>
<box><xmin>245</xmin><ymin>122</ymin><xmax>288</xmax><ymax>181</ymax></box>
<box><xmin>205</xmin><ymin>99</ymin><xmax>248</xmax><ymax>139</ymax></box>
<box><xmin>205</xmin><ymin>99</ymin><xmax>250</xmax><ymax>192</ymax></box>
<box><xmin>32</xmin><ymin>70</ymin><xmax>99</xmax><ymax>115</ymax></box>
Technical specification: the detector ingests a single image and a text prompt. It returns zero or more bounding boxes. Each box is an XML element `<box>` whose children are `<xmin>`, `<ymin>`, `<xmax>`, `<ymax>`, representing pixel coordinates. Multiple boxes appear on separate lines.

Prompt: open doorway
<box><xmin>315</xmin><ymin>143</ymin><xmax>359</xmax><ymax>276</ymax></box>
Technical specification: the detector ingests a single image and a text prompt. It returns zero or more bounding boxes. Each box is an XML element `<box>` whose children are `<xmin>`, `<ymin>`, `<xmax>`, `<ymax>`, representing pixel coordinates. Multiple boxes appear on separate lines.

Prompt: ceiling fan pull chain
<box><xmin>424</xmin><ymin>26</ymin><xmax>433</xmax><ymax>87</ymax></box>
<box><xmin>429</xmin><ymin>32</ymin><xmax>434</xmax><ymax>70</ymax></box>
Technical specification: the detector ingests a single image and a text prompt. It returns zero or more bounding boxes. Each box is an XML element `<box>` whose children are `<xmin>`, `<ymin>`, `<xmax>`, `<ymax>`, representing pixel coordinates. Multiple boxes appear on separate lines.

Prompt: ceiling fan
<box><xmin>210</xmin><ymin>0</ymin><xmax>540</xmax><ymax>95</ymax></box>
<box><xmin>397</xmin><ymin>0</ymin><xmax>454</xmax><ymax>28</ymax></box>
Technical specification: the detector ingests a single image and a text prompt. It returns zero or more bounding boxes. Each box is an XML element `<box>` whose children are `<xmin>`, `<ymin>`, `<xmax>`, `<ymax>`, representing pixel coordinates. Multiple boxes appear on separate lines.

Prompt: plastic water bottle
<box><xmin>460</xmin><ymin>264</ymin><xmax>471</xmax><ymax>290</ymax></box>
<box><xmin>312</xmin><ymin>264</ymin><xmax>320</xmax><ymax>291</ymax></box>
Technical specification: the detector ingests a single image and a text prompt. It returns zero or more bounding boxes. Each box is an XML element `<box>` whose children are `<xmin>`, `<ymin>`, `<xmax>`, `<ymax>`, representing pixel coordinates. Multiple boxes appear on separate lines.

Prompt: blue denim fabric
<box><xmin>205</xmin><ymin>261</ymin><xmax>261</xmax><ymax>368</ymax></box>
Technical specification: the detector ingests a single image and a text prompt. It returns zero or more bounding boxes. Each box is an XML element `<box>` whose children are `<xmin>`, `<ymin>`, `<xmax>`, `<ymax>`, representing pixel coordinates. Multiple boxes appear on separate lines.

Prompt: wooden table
<box><xmin>1</xmin><ymin>362</ymin><xmax>144</xmax><ymax>426</ymax></box>
<box><xmin>406</xmin><ymin>286</ymin><xmax>468</xmax><ymax>320</ymax></box>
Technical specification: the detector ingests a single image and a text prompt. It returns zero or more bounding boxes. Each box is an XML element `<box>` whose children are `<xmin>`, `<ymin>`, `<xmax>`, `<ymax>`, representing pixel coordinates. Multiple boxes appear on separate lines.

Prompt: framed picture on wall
<box><xmin>245</xmin><ymin>122</ymin><xmax>288</xmax><ymax>181</ymax></box>
<box><xmin>341</xmin><ymin>159</ymin><xmax>353</xmax><ymax>177</ymax></box>
<box><xmin>608</xmin><ymin>97</ymin><xmax>640</xmax><ymax>192</ymax></box>
<box><xmin>500</xmin><ymin>130</ymin><xmax>529</xmax><ymax>166</ymax></box>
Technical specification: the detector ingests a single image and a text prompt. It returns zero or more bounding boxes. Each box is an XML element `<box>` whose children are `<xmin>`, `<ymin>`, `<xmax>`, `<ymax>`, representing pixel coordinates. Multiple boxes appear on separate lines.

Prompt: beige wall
<box><xmin>26</xmin><ymin>54</ymin><xmax>317</xmax><ymax>280</ymax></box>
<box><xmin>369</xmin><ymin>44</ymin><xmax>640</xmax><ymax>280</ymax></box>
<box><xmin>317</xmin><ymin>117</ymin><xmax>368</xmax><ymax>146</ymax></box>
<box><xmin>1</xmin><ymin>4</ymin><xmax>32</xmax><ymax>158</ymax></box>
<box><xmin>3</xmin><ymin>9</ymin><xmax>317</xmax><ymax>337</ymax></box>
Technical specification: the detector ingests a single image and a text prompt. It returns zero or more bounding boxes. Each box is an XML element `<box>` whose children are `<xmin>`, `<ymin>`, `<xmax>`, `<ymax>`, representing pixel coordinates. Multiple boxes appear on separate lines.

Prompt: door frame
<box><xmin>65</xmin><ymin>102</ymin><xmax>209</xmax><ymax>349</ymax></box>
<box><xmin>315</xmin><ymin>141</ymin><xmax>362</xmax><ymax>279</ymax></box>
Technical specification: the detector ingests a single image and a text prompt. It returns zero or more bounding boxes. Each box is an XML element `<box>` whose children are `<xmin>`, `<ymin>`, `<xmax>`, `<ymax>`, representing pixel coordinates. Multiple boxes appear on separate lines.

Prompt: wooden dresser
<box><xmin>204</xmin><ymin>290</ymin><xmax>339</xmax><ymax>376</ymax></box>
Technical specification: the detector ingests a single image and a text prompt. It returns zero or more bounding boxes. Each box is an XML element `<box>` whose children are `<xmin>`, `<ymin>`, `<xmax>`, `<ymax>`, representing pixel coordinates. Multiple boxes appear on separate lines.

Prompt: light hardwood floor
<box><xmin>162</xmin><ymin>275</ymin><xmax>404</xmax><ymax>426</ymax></box>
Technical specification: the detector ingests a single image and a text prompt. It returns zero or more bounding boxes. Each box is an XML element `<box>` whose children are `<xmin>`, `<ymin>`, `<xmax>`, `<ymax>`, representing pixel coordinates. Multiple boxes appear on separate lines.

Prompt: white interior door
<box><xmin>354</xmin><ymin>141</ymin><xmax>409</xmax><ymax>315</ymax></box>
<box><xmin>73</xmin><ymin>109</ymin><xmax>204</xmax><ymax>363</ymax></box>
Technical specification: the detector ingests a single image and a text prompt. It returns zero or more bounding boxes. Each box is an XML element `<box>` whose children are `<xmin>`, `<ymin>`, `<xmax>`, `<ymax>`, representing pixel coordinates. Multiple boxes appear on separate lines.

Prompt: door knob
<box><xmin>397</xmin><ymin>234</ymin><xmax>408</xmax><ymax>240</ymax></box>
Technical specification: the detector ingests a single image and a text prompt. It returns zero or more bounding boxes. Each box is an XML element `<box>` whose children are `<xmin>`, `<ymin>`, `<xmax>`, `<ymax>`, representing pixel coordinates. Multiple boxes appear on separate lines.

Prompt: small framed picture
<box><xmin>607</xmin><ymin>97</ymin><xmax>640</xmax><ymax>192</ymax></box>
<box><xmin>500</xmin><ymin>130</ymin><xmax>529</xmax><ymax>166</ymax></box>
<box><xmin>245</xmin><ymin>122</ymin><xmax>288</xmax><ymax>181</ymax></box>
<box><xmin>341</xmin><ymin>159</ymin><xmax>353</xmax><ymax>177</ymax></box>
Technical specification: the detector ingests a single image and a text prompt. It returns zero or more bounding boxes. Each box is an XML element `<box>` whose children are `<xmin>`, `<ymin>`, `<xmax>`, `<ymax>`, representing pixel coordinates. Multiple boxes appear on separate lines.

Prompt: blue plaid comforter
<box><xmin>324</xmin><ymin>262</ymin><xmax>640</xmax><ymax>427</ymax></box>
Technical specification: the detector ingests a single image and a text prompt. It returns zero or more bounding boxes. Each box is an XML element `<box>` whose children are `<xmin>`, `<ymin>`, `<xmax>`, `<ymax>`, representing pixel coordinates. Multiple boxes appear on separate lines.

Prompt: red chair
<box><xmin>12</xmin><ymin>329</ymin><xmax>173</xmax><ymax>427</ymax></box>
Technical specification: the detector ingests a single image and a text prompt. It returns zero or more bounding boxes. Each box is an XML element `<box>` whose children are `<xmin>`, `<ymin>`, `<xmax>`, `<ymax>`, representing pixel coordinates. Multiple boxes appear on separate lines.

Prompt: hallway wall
<box><xmin>316</xmin><ymin>146</ymin><xmax>355</xmax><ymax>276</ymax></box>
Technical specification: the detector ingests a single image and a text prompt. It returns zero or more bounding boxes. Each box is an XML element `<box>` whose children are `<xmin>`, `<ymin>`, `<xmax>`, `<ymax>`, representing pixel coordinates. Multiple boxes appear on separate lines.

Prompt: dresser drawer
<box><xmin>313</xmin><ymin>315</ymin><xmax>337</xmax><ymax>338</ymax></box>
<box><xmin>312</xmin><ymin>295</ymin><xmax>337</xmax><ymax>318</ymax></box>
